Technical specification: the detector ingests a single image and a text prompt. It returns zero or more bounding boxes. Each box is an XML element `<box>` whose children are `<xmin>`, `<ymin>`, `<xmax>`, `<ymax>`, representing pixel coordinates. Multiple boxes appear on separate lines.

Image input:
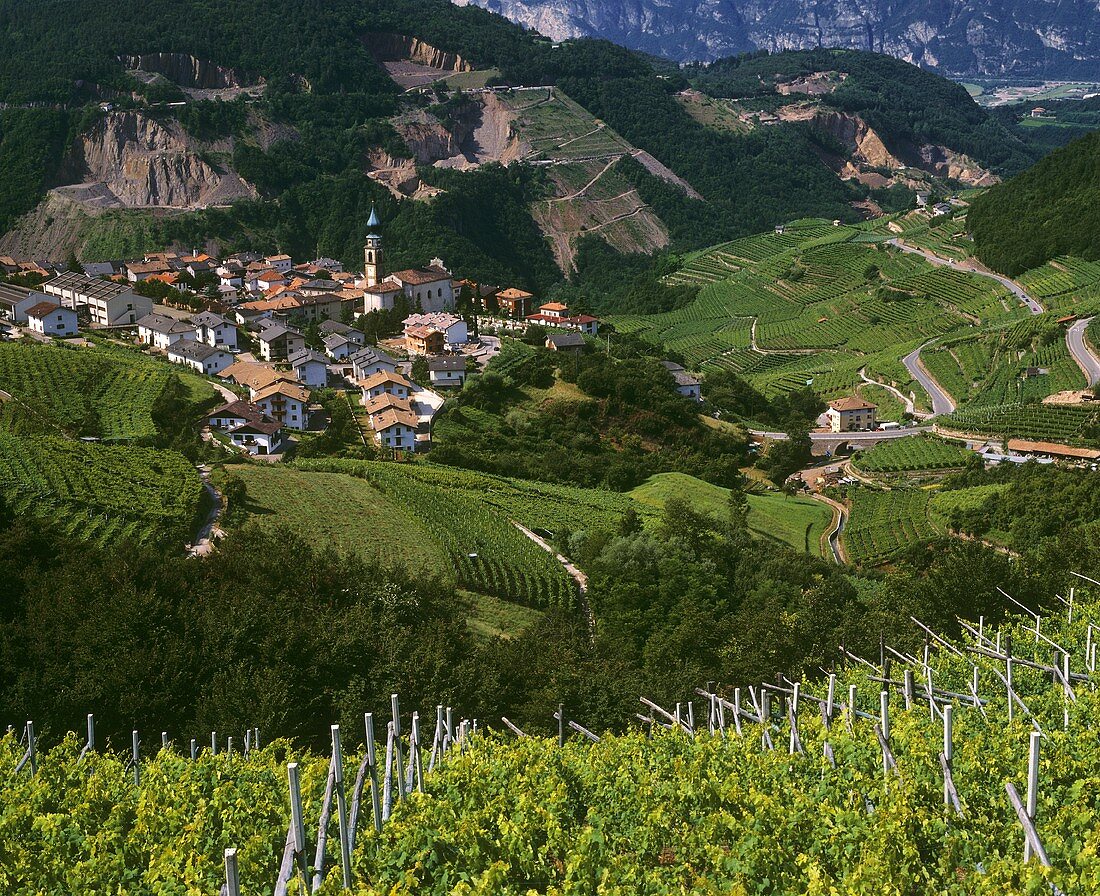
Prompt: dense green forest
<box><xmin>968</xmin><ymin>131</ymin><xmax>1100</xmax><ymax>275</ymax></box>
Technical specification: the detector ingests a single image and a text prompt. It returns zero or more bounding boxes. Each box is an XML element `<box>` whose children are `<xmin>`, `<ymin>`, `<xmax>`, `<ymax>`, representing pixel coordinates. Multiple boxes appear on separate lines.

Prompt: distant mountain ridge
<box><xmin>453</xmin><ymin>0</ymin><xmax>1100</xmax><ymax>77</ymax></box>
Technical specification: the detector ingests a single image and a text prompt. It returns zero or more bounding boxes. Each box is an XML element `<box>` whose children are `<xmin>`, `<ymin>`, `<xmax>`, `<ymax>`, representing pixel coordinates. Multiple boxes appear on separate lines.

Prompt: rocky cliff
<box><xmin>365</xmin><ymin>34</ymin><xmax>472</xmax><ymax>72</ymax></box>
<box><xmin>118</xmin><ymin>53</ymin><xmax>258</xmax><ymax>89</ymax></box>
<box><xmin>59</xmin><ymin>111</ymin><xmax>256</xmax><ymax>209</ymax></box>
<box><xmin>452</xmin><ymin>0</ymin><xmax>1100</xmax><ymax>77</ymax></box>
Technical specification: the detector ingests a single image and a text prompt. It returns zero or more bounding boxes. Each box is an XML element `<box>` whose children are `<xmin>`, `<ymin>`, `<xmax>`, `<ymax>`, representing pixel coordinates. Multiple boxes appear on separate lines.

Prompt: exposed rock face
<box><xmin>365</xmin><ymin>34</ymin><xmax>472</xmax><ymax>72</ymax></box>
<box><xmin>117</xmin><ymin>53</ymin><xmax>257</xmax><ymax>89</ymax></box>
<box><xmin>452</xmin><ymin>0</ymin><xmax>1100</xmax><ymax>77</ymax></box>
<box><xmin>59</xmin><ymin>111</ymin><xmax>257</xmax><ymax>209</ymax></box>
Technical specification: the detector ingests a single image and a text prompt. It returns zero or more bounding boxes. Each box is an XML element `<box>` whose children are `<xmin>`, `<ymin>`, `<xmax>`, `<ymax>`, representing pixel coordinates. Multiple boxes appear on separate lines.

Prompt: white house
<box><xmin>137</xmin><ymin>312</ymin><xmax>196</xmax><ymax>350</ymax></box>
<box><xmin>206</xmin><ymin>400</ymin><xmax>285</xmax><ymax>456</ymax></box>
<box><xmin>218</xmin><ymin>266</ymin><xmax>244</xmax><ymax>289</ymax></box>
<box><xmin>826</xmin><ymin>396</ymin><xmax>878</xmax><ymax>433</ymax></box>
<box><xmin>168</xmin><ymin>340</ymin><xmax>234</xmax><ymax>376</ymax></box>
<box><xmin>253</xmin><ymin>381</ymin><xmax>311</xmax><ymax>430</ymax></box>
<box><xmin>350</xmin><ymin>345</ymin><xmax>397</xmax><ymax>381</ymax></box>
<box><xmin>360</xmin><ymin>370</ymin><xmax>414</xmax><ymax>402</ymax></box>
<box><xmin>264</xmin><ymin>254</ymin><xmax>294</xmax><ymax>274</ymax></box>
<box><xmin>191</xmin><ymin>311</ymin><xmax>238</xmax><ymax>351</ymax></box>
<box><xmin>288</xmin><ymin>348</ymin><xmax>330</xmax><ymax>388</ymax></box>
<box><xmin>403</xmin><ymin>312</ymin><xmax>467</xmax><ymax>348</ymax></box>
<box><xmin>661</xmin><ymin>361</ymin><xmax>703</xmax><ymax>401</ymax></box>
<box><xmin>428</xmin><ymin>356</ymin><xmax>466</xmax><ymax>389</ymax></box>
<box><xmin>26</xmin><ymin>301</ymin><xmax>78</xmax><ymax>337</ymax></box>
<box><xmin>42</xmin><ymin>272</ymin><xmax>151</xmax><ymax>327</ymax></box>
<box><xmin>365</xmin><ymin>394</ymin><xmax>420</xmax><ymax>451</ymax></box>
<box><xmin>257</xmin><ymin>324</ymin><xmax>305</xmax><ymax>362</ymax></box>
<box><xmin>322</xmin><ymin>332</ymin><xmax>360</xmax><ymax>361</ymax></box>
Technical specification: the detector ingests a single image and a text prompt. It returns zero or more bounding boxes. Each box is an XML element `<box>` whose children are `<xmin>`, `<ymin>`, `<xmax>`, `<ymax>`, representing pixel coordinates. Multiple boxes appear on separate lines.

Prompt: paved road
<box><xmin>1067</xmin><ymin>317</ymin><xmax>1100</xmax><ymax>387</ymax></box>
<box><xmin>887</xmin><ymin>238</ymin><xmax>1044</xmax><ymax>315</ymax></box>
<box><xmin>902</xmin><ymin>341</ymin><xmax>957</xmax><ymax>416</ymax></box>
<box><xmin>751</xmin><ymin>426</ymin><xmax>931</xmax><ymax>443</ymax></box>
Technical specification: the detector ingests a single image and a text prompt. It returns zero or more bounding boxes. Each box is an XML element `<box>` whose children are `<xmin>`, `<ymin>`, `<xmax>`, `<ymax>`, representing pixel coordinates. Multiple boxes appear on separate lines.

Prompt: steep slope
<box><xmin>453</xmin><ymin>0</ymin><xmax>1100</xmax><ymax>77</ymax></box>
<box><xmin>969</xmin><ymin>131</ymin><xmax>1100</xmax><ymax>277</ymax></box>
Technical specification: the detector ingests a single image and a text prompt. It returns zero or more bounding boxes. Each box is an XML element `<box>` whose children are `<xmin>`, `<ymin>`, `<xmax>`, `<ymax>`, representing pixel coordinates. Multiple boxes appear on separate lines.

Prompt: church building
<box><xmin>360</xmin><ymin>206</ymin><xmax>456</xmax><ymax>314</ymax></box>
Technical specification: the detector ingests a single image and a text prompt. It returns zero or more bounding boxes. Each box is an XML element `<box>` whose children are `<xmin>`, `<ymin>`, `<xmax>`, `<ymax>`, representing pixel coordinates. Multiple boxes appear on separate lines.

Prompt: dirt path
<box><xmin>858</xmin><ymin>367</ymin><xmax>924</xmax><ymax>418</ymax></box>
<box><xmin>810</xmin><ymin>493</ymin><xmax>848</xmax><ymax>565</ymax></box>
<box><xmin>749</xmin><ymin>317</ymin><xmax>819</xmax><ymax>355</ymax></box>
<box><xmin>513</xmin><ymin>521</ymin><xmax>594</xmax><ymax>636</ymax></box>
<box><xmin>188</xmin><ymin>466</ymin><xmax>224</xmax><ymax>557</ymax></box>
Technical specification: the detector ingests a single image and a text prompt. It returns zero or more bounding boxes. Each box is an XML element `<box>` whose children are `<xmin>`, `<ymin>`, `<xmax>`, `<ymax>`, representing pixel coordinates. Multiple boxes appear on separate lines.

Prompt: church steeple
<box><xmin>364</xmin><ymin>204</ymin><xmax>383</xmax><ymax>288</ymax></box>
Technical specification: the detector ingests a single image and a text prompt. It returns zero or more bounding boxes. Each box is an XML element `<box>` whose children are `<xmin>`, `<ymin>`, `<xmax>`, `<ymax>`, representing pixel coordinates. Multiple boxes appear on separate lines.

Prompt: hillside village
<box><xmin>0</xmin><ymin>205</ymin><xmax>626</xmax><ymax>457</ymax></box>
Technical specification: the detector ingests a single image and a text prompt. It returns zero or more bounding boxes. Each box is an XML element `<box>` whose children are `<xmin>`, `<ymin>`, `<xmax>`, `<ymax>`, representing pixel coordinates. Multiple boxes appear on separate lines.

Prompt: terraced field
<box><xmin>853</xmin><ymin>435</ymin><xmax>972</xmax><ymax>474</ymax></box>
<box><xmin>942</xmin><ymin>403</ymin><xmax>1100</xmax><ymax>443</ymax></box>
<box><xmin>842</xmin><ymin>487</ymin><xmax>938</xmax><ymax>565</ymax></box>
<box><xmin>612</xmin><ymin>218</ymin><xmax>1024</xmax><ymax>403</ymax></box>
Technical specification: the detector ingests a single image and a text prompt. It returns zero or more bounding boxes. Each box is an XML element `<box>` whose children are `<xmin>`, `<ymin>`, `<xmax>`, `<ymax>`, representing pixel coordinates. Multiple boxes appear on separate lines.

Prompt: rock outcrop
<box><xmin>452</xmin><ymin>0</ymin><xmax>1100</xmax><ymax>77</ymax></box>
<box><xmin>118</xmin><ymin>53</ymin><xmax>258</xmax><ymax>89</ymax></box>
<box><xmin>58</xmin><ymin>111</ymin><xmax>257</xmax><ymax>209</ymax></box>
<box><xmin>364</xmin><ymin>34</ymin><xmax>472</xmax><ymax>72</ymax></box>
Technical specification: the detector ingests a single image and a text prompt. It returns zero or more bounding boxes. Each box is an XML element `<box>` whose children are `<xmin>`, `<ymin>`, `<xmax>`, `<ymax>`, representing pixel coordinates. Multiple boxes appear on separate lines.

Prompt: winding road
<box><xmin>902</xmin><ymin>341</ymin><xmax>957</xmax><ymax>416</ymax></box>
<box><xmin>887</xmin><ymin>239</ymin><xmax>1044</xmax><ymax>315</ymax></box>
<box><xmin>1067</xmin><ymin>317</ymin><xmax>1100</xmax><ymax>388</ymax></box>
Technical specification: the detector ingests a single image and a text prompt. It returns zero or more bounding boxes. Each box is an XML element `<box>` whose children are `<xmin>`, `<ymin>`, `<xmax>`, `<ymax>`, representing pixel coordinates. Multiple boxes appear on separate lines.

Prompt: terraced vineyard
<box><xmin>842</xmin><ymin>487</ymin><xmax>938</xmax><ymax>565</ymax></box>
<box><xmin>0</xmin><ymin>434</ymin><xmax>204</xmax><ymax>547</ymax></box>
<box><xmin>853</xmin><ymin>435</ymin><xmax>972</xmax><ymax>474</ymax></box>
<box><xmin>942</xmin><ymin>403</ymin><xmax>1100</xmax><ymax>443</ymax></box>
<box><xmin>1017</xmin><ymin>256</ymin><xmax>1100</xmax><ymax>312</ymax></box>
<box><xmin>0</xmin><ymin>343</ymin><xmax>191</xmax><ymax>443</ymax></box>
<box><xmin>613</xmin><ymin>217</ymin><xmax>1023</xmax><ymax>403</ymax></box>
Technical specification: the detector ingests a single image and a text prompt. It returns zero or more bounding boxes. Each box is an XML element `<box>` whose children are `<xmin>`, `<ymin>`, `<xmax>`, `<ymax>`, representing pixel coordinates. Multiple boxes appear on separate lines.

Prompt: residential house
<box><xmin>26</xmin><ymin>301</ymin><xmax>78</xmax><ymax>337</ymax></box>
<box><xmin>428</xmin><ymin>356</ymin><xmax>466</xmax><ymax>389</ymax></box>
<box><xmin>264</xmin><ymin>254</ymin><xmax>293</xmax><ymax>274</ymax></box>
<box><xmin>350</xmin><ymin>345</ymin><xmax>397</xmax><ymax>381</ymax></box>
<box><xmin>661</xmin><ymin>361</ymin><xmax>703</xmax><ymax>401</ymax></box>
<box><xmin>403</xmin><ymin>312</ymin><xmax>467</xmax><ymax>348</ymax></box>
<box><xmin>137</xmin><ymin>311</ymin><xmax>196</xmax><ymax>350</ymax></box>
<box><xmin>257</xmin><ymin>324</ymin><xmax>305</xmax><ymax>362</ymax></box>
<box><xmin>206</xmin><ymin>400</ymin><xmax>284</xmax><ymax>455</ymax></box>
<box><xmin>253</xmin><ymin>381</ymin><xmax>311</xmax><ymax>430</ymax></box>
<box><xmin>82</xmin><ymin>261</ymin><xmax>121</xmax><ymax>278</ymax></box>
<box><xmin>826</xmin><ymin>396</ymin><xmax>878</xmax><ymax>433</ymax></box>
<box><xmin>318</xmin><ymin>319</ymin><xmax>363</xmax><ymax>341</ymax></box>
<box><xmin>42</xmin><ymin>272</ymin><xmax>150</xmax><ymax>327</ymax></box>
<box><xmin>192</xmin><ymin>311</ymin><xmax>238</xmax><ymax>351</ymax></box>
<box><xmin>168</xmin><ymin>341</ymin><xmax>234</xmax><ymax>376</ymax></box>
<box><xmin>496</xmin><ymin>287</ymin><xmax>533</xmax><ymax>319</ymax></box>
<box><xmin>369</xmin><ymin>403</ymin><xmax>420</xmax><ymax>451</ymax></box>
<box><xmin>288</xmin><ymin>348</ymin><xmax>330</xmax><ymax>388</ymax></box>
<box><xmin>323</xmin><ymin>333</ymin><xmax>359</xmax><ymax>361</ymax></box>
<box><xmin>405</xmin><ymin>325</ymin><xmax>445</xmax><ymax>356</ymax></box>
<box><xmin>218</xmin><ymin>265</ymin><xmax>245</xmax><ymax>289</ymax></box>
<box><xmin>248</xmin><ymin>269</ymin><xmax>287</xmax><ymax>293</ymax></box>
<box><xmin>546</xmin><ymin>332</ymin><xmax>585</xmax><ymax>352</ymax></box>
<box><xmin>524</xmin><ymin>300</ymin><xmax>599</xmax><ymax>336</ymax></box>
<box><xmin>221</xmin><ymin>360</ymin><xmax>296</xmax><ymax>396</ymax></box>
<box><xmin>126</xmin><ymin>260</ymin><xmax>171</xmax><ymax>282</ymax></box>
<box><xmin>360</xmin><ymin>369</ymin><xmax>414</xmax><ymax>402</ymax></box>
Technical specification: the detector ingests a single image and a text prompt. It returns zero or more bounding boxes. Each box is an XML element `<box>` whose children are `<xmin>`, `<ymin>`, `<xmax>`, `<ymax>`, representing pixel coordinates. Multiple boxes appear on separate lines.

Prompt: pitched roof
<box><xmin>253</xmin><ymin>381</ymin><xmax>311</xmax><ymax>403</ymax></box>
<box><xmin>206</xmin><ymin>400</ymin><xmax>283</xmax><ymax>435</ymax></box>
<box><xmin>349</xmin><ymin>345</ymin><xmax>396</xmax><ymax>367</ymax></box>
<box><xmin>26</xmin><ymin>300</ymin><xmax>67</xmax><ymax>318</ymax></box>
<box><xmin>191</xmin><ymin>311</ymin><xmax>231</xmax><ymax>328</ymax></box>
<box><xmin>497</xmin><ymin>287</ymin><xmax>533</xmax><ymax>300</ymax></box>
<box><xmin>288</xmin><ymin>348</ymin><xmax>329</xmax><ymax>367</ymax></box>
<box><xmin>221</xmin><ymin>361</ymin><xmax>294</xmax><ymax>390</ymax></box>
<box><xmin>361</xmin><ymin>370</ymin><xmax>415</xmax><ymax>391</ymax></box>
<box><xmin>45</xmin><ymin>272</ymin><xmax>132</xmax><ymax>301</ymax></box>
<box><xmin>371</xmin><ymin>406</ymin><xmax>419</xmax><ymax>431</ymax></box>
<box><xmin>258</xmin><ymin>324</ymin><xmax>303</xmax><ymax>342</ymax></box>
<box><xmin>404</xmin><ymin>312</ymin><xmax>463</xmax><ymax>331</ymax></box>
<box><xmin>540</xmin><ymin>301</ymin><xmax>569</xmax><ymax>312</ymax></box>
<box><xmin>318</xmin><ymin>319</ymin><xmax>356</xmax><ymax>336</ymax></box>
<box><xmin>547</xmin><ymin>332</ymin><xmax>585</xmax><ymax>347</ymax></box>
<box><xmin>364</xmin><ymin>277</ymin><xmax>404</xmax><ymax>294</ymax></box>
<box><xmin>1007</xmin><ymin>439</ymin><xmax>1100</xmax><ymax>460</ymax></box>
<box><xmin>828</xmin><ymin>396</ymin><xmax>877</xmax><ymax>412</ymax></box>
<box><xmin>364</xmin><ymin>392</ymin><xmax>414</xmax><ymax>415</ymax></box>
<box><xmin>428</xmin><ymin>356</ymin><xmax>465</xmax><ymax>372</ymax></box>
<box><xmin>126</xmin><ymin>261</ymin><xmax>171</xmax><ymax>275</ymax></box>
<box><xmin>137</xmin><ymin>312</ymin><xmax>194</xmax><ymax>335</ymax></box>
<box><xmin>391</xmin><ymin>266</ymin><xmax>450</xmax><ymax>286</ymax></box>
<box><xmin>169</xmin><ymin>341</ymin><xmax>226</xmax><ymax>362</ymax></box>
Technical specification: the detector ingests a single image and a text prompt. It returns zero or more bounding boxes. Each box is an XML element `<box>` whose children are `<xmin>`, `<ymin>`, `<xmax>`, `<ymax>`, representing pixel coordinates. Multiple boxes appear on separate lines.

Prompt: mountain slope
<box><xmin>969</xmin><ymin>131</ymin><xmax>1100</xmax><ymax>277</ymax></box>
<box><xmin>454</xmin><ymin>0</ymin><xmax>1100</xmax><ymax>77</ymax></box>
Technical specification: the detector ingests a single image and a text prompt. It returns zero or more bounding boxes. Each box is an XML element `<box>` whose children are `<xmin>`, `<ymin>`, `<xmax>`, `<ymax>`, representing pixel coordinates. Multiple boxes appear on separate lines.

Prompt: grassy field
<box><xmin>628</xmin><ymin>471</ymin><xmax>833</xmax><ymax>556</ymax></box>
<box><xmin>462</xmin><ymin>590</ymin><xmax>543</xmax><ymax>640</ymax></box>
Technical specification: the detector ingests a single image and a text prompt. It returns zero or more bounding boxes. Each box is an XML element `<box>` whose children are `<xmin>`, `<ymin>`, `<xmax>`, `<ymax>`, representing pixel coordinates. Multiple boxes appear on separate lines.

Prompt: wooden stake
<box><xmin>942</xmin><ymin>704</ymin><xmax>953</xmax><ymax>808</ymax></box>
<box><xmin>364</xmin><ymin>713</ymin><xmax>381</xmax><ymax>835</ymax></box>
<box><xmin>224</xmin><ymin>848</ymin><xmax>240</xmax><ymax>896</ymax></box>
<box><xmin>132</xmin><ymin>730</ymin><xmax>140</xmax><ymax>786</ymax></box>
<box><xmin>330</xmin><ymin>726</ymin><xmax>352</xmax><ymax>889</ymax></box>
<box><xmin>381</xmin><ymin>722</ymin><xmax>394</xmax><ymax>823</ymax></box>
<box><xmin>288</xmin><ymin>762</ymin><xmax>308</xmax><ymax>887</ymax></box>
<box><xmin>390</xmin><ymin>695</ymin><xmax>404</xmax><ymax>803</ymax></box>
<box><xmin>1025</xmin><ymin>730</ymin><xmax>1040</xmax><ymax>862</ymax></box>
<box><xmin>190</xmin><ymin>738</ymin><xmax>197</xmax><ymax>761</ymax></box>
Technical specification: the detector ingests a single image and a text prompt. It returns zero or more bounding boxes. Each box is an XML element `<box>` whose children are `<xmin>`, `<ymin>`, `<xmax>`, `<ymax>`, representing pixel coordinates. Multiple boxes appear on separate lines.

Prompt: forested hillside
<box><xmin>969</xmin><ymin>132</ymin><xmax>1100</xmax><ymax>276</ymax></box>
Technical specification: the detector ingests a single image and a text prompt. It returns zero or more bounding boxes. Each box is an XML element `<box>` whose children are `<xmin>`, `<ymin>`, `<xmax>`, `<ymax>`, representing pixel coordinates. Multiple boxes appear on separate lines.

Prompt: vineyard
<box><xmin>612</xmin><ymin>216</ymin><xmax>1026</xmax><ymax>402</ymax></box>
<box><xmin>853</xmin><ymin>435</ymin><xmax>973</xmax><ymax>475</ymax></box>
<box><xmin>5</xmin><ymin>588</ymin><xmax>1100</xmax><ymax>894</ymax></box>
<box><xmin>0</xmin><ymin>434</ymin><xmax>204</xmax><ymax>547</ymax></box>
<box><xmin>842</xmin><ymin>487</ymin><xmax>938</xmax><ymax>565</ymax></box>
<box><xmin>0</xmin><ymin>342</ymin><xmax>213</xmax><ymax>443</ymax></box>
<box><xmin>942</xmin><ymin>403</ymin><xmax>1100</xmax><ymax>444</ymax></box>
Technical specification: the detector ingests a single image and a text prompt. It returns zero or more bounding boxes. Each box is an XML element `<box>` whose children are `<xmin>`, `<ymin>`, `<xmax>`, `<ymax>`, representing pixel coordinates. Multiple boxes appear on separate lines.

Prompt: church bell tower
<box><xmin>364</xmin><ymin>204</ymin><xmax>382</xmax><ymax>288</ymax></box>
